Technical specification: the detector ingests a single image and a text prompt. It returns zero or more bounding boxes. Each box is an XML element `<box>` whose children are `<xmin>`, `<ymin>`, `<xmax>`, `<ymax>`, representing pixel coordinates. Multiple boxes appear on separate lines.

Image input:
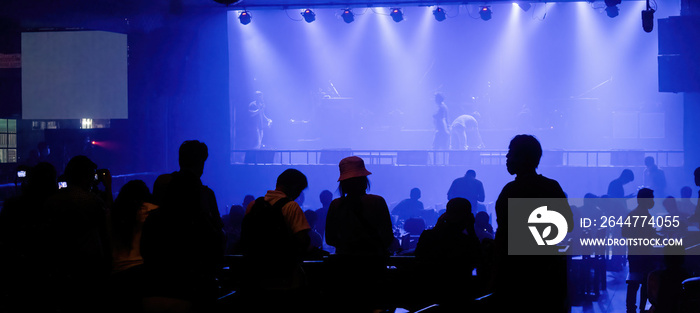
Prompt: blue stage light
<box><xmin>239</xmin><ymin>10</ymin><xmax>251</xmax><ymax>25</ymax></box>
<box><xmin>342</xmin><ymin>9</ymin><xmax>354</xmax><ymax>23</ymax></box>
<box><xmin>391</xmin><ymin>8</ymin><xmax>404</xmax><ymax>22</ymax></box>
<box><xmin>433</xmin><ymin>7</ymin><xmax>446</xmax><ymax>21</ymax></box>
<box><xmin>479</xmin><ymin>6</ymin><xmax>492</xmax><ymax>21</ymax></box>
<box><xmin>302</xmin><ymin>9</ymin><xmax>316</xmax><ymax>23</ymax></box>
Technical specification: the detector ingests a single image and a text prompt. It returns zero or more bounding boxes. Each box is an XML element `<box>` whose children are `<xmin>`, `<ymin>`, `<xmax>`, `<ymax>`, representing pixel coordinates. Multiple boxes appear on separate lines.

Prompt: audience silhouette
<box><xmin>679</xmin><ymin>186</ymin><xmax>695</xmax><ymax>216</ymax></box>
<box><xmin>325</xmin><ymin>156</ymin><xmax>394</xmax><ymax>313</ymax></box>
<box><xmin>314</xmin><ymin>189</ymin><xmax>332</xmax><ymax>242</ymax></box>
<box><xmin>647</xmin><ymin>246</ymin><xmax>689</xmax><ymax>313</ymax></box>
<box><xmin>4</xmin><ymin>137</ymin><xmax>700</xmax><ymax>313</ymax></box>
<box><xmin>392</xmin><ymin>187</ymin><xmax>426</xmax><ymax>225</ymax></box>
<box><xmin>0</xmin><ymin>162</ymin><xmax>58</xmax><ymax>312</ymax></box>
<box><xmin>109</xmin><ymin>179</ymin><xmax>157</xmax><ymax>313</ymax></box>
<box><xmin>304</xmin><ymin>209</ymin><xmax>323</xmax><ymax>250</ymax></box>
<box><xmin>447</xmin><ymin>169</ymin><xmax>485</xmax><ymax>213</ymax></box>
<box><xmin>474</xmin><ymin>211</ymin><xmax>495</xmax><ymax>242</ymax></box>
<box><xmin>609</xmin><ymin>169</ymin><xmax>636</xmax><ymax>198</ymax></box>
<box><xmin>238</xmin><ymin>168</ymin><xmax>311</xmax><ymax>311</ymax></box>
<box><xmin>644</xmin><ymin>156</ymin><xmax>667</xmax><ymax>198</ymax></box>
<box><xmin>494</xmin><ymin>134</ymin><xmax>573</xmax><ymax>313</ymax></box>
<box><xmin>43</xmin><ymin>155</ymin><xmax>113</xmax><ymax>313</ymax></box>
<box><xmin>622</xmin><ymin>188</ymin><xmax>660</xmax><ymax>313</ymax></box>
<box><xmin>689</xmin><ymin>167</ymin><xmax>700</xmax><ymax>223</ymax></box>
<box><xmin>415</xmin><ymin>197</ymin><xmax>481</xmax><ymax>310</ymax></box>
<box><xmin>141</xmin><ymin>141</ymin><xmax>224</xmax><ymax>313</ymax></box>
<box><xmin>223</xmin><ymin>204</ymin><xmax>245</xmax><ymax>254</ymax></box>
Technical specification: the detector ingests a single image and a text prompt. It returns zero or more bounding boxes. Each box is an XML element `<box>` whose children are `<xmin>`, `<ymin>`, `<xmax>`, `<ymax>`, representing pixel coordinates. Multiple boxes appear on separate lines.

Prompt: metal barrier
<box><xmin>231</xmin><ymin>150</ymin><xmax>684</xmax><ymax>167</ymax></box>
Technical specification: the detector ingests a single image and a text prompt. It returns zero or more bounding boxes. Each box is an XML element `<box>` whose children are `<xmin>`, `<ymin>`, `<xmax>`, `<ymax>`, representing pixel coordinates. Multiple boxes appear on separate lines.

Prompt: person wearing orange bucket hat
<box><xmin>325</xmin><ymin>156</ymin><xmax>394</xmax><ymax>312</ymax></box>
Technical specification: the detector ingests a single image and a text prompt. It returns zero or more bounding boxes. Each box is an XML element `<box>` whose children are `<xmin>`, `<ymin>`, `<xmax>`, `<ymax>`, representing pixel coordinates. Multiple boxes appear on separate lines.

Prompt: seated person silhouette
<box><xmin>474</xmin><ymin>211</ymin><xmax>495</xmax><ymax>242</ymax></box>
<box><xmin>400</xmin><ymin>217</ymin><xmax>426</xmax><ymax>253</ymax></box>
<box><xmin>415</xmin><ymin>197</ymin><xmax>481</xmax><ymax>309</ymax></box>
<box><xmin>392</xmin><ymin>188</ymin><xmax>426</xmax><ymax>225</ymax></box>
<box><xmin>679</xmin><ymin>186</ymin><xmax>696</xmax><ymax>216</ymax></box>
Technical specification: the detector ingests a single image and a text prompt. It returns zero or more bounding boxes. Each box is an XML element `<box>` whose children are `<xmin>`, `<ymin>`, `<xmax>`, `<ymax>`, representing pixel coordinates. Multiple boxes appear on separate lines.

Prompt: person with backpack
<box><xmin>238</xmin><ymin>168</ymin><xmax>311</xmax><ymax>312</ymax></box>
<box><xmin>325</xmin><ymin>156</ymin><xmax>394</xmax><ymax>313</ymax></box>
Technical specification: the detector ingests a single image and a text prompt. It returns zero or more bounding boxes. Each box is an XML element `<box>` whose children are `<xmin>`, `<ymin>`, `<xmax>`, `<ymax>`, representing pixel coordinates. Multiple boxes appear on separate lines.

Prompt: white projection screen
<box><xmin>21</xmin><ymin>31</ymin><xmax>128</xmax><ymax>120</ymax></box>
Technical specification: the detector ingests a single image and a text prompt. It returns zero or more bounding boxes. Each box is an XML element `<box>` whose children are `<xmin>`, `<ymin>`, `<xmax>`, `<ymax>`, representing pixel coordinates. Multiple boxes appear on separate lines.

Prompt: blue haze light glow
<box><xmin>227</xmin><ymin>3</ymin><xmax>682</xmax><ymax>151</ymax></box>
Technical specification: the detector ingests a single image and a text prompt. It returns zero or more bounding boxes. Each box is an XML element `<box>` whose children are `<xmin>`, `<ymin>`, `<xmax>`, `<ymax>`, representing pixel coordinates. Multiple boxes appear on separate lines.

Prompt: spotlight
<box><xmin>605</xmin><ymin>5</ymin><xmax>619</xmax><ymax>18</ymax></box>
<box><xmin>642</xmin><ymin>8</ymin><xmax>655</xmax><ymax>32</ymax></box>
<box><xmin>390</xmin><ymin>8</ymin><xmax>404</xmax><ymax>22</ymax></box>
<box><xmin>432</xmin><ymin>7</ymin><xmax>446</xmax><ymax>21</ymax></box>
<box><xmin>302</xmin><ymin>9</ymin><xmax>316</xmax><ymax>23</ymax></box>
<box><xmin>239</xmin><ymin>10</ymin><xmax>251</xmax><ymax>25</ymax></box>
<box><xmin>604</xmin><ymin>0</ymin><xmax>621</xmax><ymax>18</ymax></box>
<box><xmin>479</xmin><ymin>6</ymin><xmax>492</xmax><ymax>21</ymax></box>
<box><xmin>517</xmin><ymin>2</ymin><xmax>532</xmax><ymax>12</ymax></box>
<box><xmin>342</xmin><ymin>9</ymin><xmax>354</xmax><ymax>23</ymax></box>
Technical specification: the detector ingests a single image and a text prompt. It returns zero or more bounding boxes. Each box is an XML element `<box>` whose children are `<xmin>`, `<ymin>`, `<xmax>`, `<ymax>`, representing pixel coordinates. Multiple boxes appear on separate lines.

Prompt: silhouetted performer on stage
<box><xmin>494</xmin><ymin>134</ymin><xmax>573</xmax><ymax>313</ymax></box>
<box><xmin>249</xmin><ymin>91</ymin><xmax>272</xmax><ymax>149</ymax></box>
<box><xmin>447</xmin><ymin>169</ymin><xmax>485</xmax><ymax>213</ymax></box>
<box><xmin>450</xmin><ymin>114</ymin><xmax>485</xmax><ymax>150</ymax></box>
<box><xmin>432</xmin><ymin>93</ymin><xmax>449</xmax><ymax>149</ymax></box>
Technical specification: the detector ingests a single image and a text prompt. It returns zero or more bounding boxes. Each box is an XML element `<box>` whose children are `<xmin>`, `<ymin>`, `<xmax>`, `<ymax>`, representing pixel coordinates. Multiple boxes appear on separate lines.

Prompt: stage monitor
<box><xmin>21</xmin><ymin>31</ymin><xmax>128</xmax><ymax>120</ymax></box>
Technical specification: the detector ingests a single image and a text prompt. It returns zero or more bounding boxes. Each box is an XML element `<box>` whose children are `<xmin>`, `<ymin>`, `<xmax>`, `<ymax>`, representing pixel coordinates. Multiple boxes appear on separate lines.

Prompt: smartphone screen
<box><xmin>58</xmin><ymin>181</ymin><xmax>68</xmax><ymax>189</ymax></box>
<box><xmin>17</xmin><ymin>170</ymin><xmax>26</xmax><ymax>178</ymax></box>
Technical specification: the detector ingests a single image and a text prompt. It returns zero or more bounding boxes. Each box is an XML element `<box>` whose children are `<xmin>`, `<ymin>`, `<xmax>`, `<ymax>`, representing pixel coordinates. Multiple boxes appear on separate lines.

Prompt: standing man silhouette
<box><xmin>494</xmin><ymin>134</ymin><xmax>573</xmax><ymax>313</ymax></box>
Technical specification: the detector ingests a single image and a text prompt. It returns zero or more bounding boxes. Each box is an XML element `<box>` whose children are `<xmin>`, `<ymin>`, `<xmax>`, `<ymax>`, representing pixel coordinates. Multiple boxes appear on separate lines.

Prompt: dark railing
<box><xmin>231</xmin><ymin>149</ymin><xmax>685</xmax><ymax>167</ymax></box>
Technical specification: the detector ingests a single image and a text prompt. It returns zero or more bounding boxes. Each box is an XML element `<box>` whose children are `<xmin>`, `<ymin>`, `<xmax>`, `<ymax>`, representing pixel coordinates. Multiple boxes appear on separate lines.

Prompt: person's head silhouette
<box><xmin>663</xmin><ymin>196</ymin><xmax>678</xmax><ymax>214</ymax></box>
<box><xmin>410</xmin><ymin>188</ymin><xmax>421</xmax><ymax>201</ymax></box>
<box><xmin>466</xmin><ymin>169</ymin><xmax>476</xmax><ymax>179</ymax></box>
<box><xmin>681</xmin><ymin>186</ymin><xmax>692</xmax><ymax>198</ymax></box>
<box><xmin>319</xmin><ymin>190</ymin><xmax>333</xmax><ymax>208</ymax></box>
<box><xmin>434</xmin><ymin>92</ymin><xmax>444</xmax><ymax>105</ymax></box>
<box><xmin>337</xmin><ymin>156</ymin><xmax>371</xmax><ymax>197</ymax></box>
<box><xmin>506</xmin><ymin>134</ymin><xmax>542</xmax><ymax>176</ymax></box>
<box><xmin>645</xmin><ymin>156</ymin><xmax>656</xmax><ymax>169</ymax></box>
<box><xmin>64</xmin><ymin>155</ymin><xmax>97</xmax><ymax>191</ymax></box>
<box><xmin>179</xmin><ymin>140</ymin><xmax>208</xmax><ymax>178</ymax></box>
<box><xmin>443</xmin><ymin>197</ymin><xmax>474</xmax><ymax>230</ymax></box>
<box><xmin>475</xmin><ymin>211</ymin><xmax>490</xmax><ymax>228</ymax></box>
<box><xmin>276</xmin><ymin>168</ymin><xmax>308</xmax><ymax>201</ymax></box>
<box><xmin>620</xmin><ymin>169</ymin><xmax>634</xmax><ymax>184</ymax></box>
<box><xmin>637</xmin><ymin>188</ymin><xmax>654</xmax><ymax>210</ymax></box>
